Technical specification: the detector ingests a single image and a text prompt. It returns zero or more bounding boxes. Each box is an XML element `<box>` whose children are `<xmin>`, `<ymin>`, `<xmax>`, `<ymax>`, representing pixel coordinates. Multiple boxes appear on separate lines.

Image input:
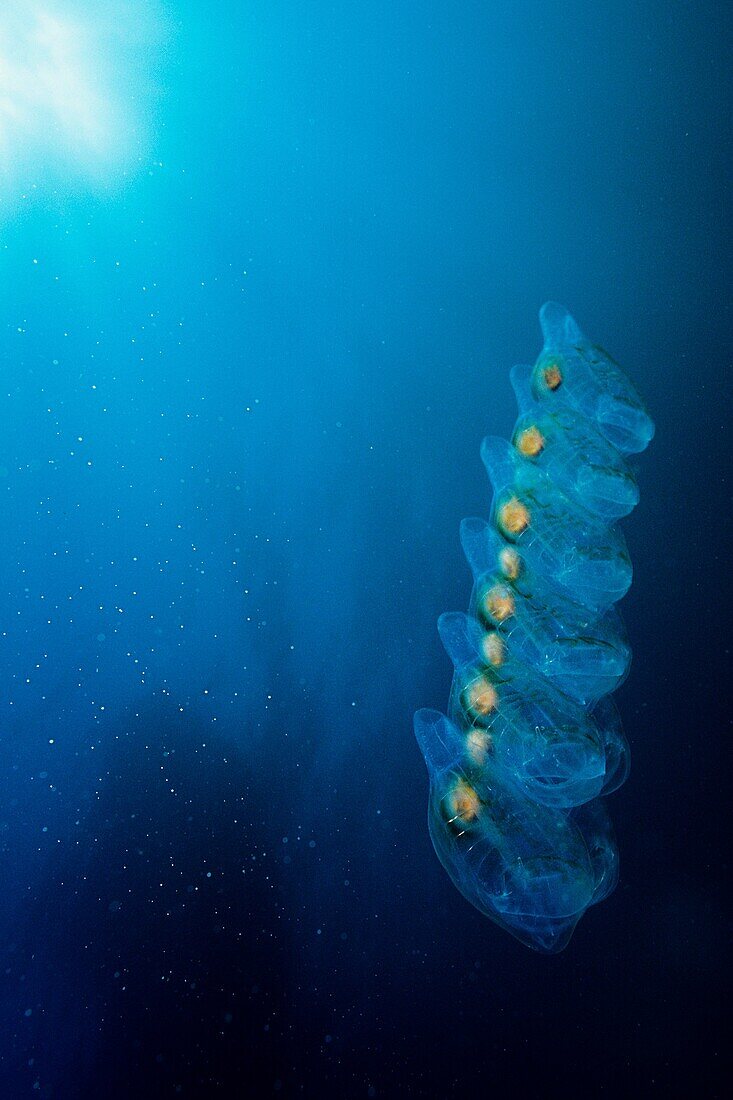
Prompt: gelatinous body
<box><xmin>414</xmin><ymin>304</ymin><xmax>653</xmax><ymax>952</ymax></box>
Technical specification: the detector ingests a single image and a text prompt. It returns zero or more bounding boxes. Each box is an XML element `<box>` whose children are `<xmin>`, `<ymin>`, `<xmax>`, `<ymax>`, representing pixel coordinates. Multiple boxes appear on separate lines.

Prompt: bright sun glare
<box><xmin>0</xmin><ymin>1</ymin><xmax>161</xmax><ymax>196</ymax></box>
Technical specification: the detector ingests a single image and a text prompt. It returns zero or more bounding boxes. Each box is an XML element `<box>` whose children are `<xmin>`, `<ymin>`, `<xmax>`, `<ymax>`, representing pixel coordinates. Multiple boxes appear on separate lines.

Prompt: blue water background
<box><xmin>0</xmin><ymin>1</ymin><xmax>730</xmax><ymax>1095</ymax></box>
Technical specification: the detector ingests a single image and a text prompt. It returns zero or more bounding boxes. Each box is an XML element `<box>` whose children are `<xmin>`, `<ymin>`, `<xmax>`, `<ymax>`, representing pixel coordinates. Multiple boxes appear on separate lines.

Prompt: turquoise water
<box><xmin>0</xmin><ymin>2</ymin><xmax>729</xmax><ymax>1096</ymax></box>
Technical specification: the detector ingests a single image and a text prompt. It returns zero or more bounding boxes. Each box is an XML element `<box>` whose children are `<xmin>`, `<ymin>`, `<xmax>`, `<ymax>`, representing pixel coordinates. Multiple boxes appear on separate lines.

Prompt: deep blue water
<box><xmin>0</xmin><ymin>1</ymin><xmax>730</xmax><ymax>1096</ymax></box>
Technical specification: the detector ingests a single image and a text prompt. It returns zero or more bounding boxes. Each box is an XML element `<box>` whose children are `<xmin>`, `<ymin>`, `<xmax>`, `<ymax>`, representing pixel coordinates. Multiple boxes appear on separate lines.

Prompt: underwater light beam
<box><xmin>0</xmin><ymin>1</ymin><xmax>162</xmax><ymax>196</ymax></box>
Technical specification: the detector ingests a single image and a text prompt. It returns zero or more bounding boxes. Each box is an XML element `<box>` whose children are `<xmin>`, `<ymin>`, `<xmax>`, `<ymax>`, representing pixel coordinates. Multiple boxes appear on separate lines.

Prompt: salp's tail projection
<box><xmin>414</xmin><ymin>304</ymin><xmax>653</xmax><ymax>953</ymax></box>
